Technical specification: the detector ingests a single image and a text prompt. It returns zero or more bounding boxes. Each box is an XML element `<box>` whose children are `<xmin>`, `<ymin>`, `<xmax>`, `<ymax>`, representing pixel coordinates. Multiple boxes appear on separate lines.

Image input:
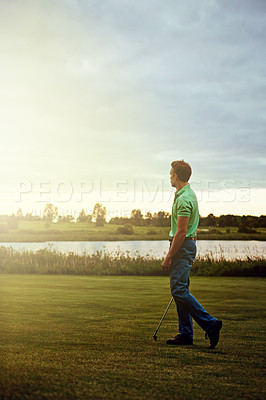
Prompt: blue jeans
<box><xmin>170</xmin><ymin>238</ymin><xmax>217</xmax><ymax>339</ymax></box>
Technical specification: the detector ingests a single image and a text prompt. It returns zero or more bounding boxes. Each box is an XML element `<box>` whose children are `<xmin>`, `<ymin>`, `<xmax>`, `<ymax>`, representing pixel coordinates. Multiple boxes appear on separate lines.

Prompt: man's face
<box><xmin>170</xmin><ymin>167</ymin><xmax>178</xmax><ymax>188</ymax></box>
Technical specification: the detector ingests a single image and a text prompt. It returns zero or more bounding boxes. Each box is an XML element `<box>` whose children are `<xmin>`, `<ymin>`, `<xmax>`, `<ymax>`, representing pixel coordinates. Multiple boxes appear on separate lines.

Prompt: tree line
<box><xmin>12</xmin><ymin>204</ymin><xmax>108</xmax><ymax>227</ymax></box>
<box><xmin>0</xmin><ymin>205</ymin><xmax>265</xmax><ymax>230</ymax></box>
<box><xmin>0</xmin><ymin>204</ymin><xmax>171</xmax><ymax>228</ymax></box>
<box><xmin>199</xmin><ymin>213</ymin><xmax>266</xmax><ymax>230</ymax></box>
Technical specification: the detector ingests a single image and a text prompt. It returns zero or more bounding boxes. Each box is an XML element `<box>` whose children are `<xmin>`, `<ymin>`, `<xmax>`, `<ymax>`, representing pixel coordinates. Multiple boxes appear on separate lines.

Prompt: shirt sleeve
<box><xmin>176</xmin><ymin>199</ymin><xmax>192</xmax><ymax>217</ymax></box>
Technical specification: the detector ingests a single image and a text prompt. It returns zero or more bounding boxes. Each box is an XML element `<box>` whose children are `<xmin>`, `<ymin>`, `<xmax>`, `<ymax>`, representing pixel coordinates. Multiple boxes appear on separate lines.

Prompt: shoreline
<box><xmin>1</xmin><ymin>238</ymin><xmax>266</xmax><ymax>243</ymax></box>
<box><xmin>0</xmin><ymin>235</ymin><xmax>266</xmax><ymax>243</ymax></box>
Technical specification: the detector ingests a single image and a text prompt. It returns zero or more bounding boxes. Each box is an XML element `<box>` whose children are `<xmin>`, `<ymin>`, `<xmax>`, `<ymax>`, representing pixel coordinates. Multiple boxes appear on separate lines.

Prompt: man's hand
<box><xmin>162</xmin><ymin>255</ymin><xmax>172</xmax><ymax>272</ymax></box>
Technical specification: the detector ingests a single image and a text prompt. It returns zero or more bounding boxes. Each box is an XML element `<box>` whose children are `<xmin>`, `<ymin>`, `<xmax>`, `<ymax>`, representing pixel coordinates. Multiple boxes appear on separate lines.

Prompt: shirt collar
<box><xmin>174</xmin><ymin>183</ymin><xmax>190</xmax><ymax>199</ymax></box>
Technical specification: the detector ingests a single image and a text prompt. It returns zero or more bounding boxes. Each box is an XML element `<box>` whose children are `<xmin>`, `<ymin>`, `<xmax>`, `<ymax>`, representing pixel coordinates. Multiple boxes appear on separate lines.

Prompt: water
<box><xmin>1</xmin><ymin>240</ymin><xmax>265</xmax><ymax>260</ymax></box>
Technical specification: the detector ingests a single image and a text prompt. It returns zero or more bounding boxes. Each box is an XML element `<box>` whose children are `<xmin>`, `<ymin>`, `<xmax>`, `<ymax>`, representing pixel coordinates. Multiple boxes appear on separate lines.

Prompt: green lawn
<box><xmin>0</xmin><ymin>275</ymin><xmax>265</xmax><ymax>400</ymax></box>
<box><xmin>0</xmin><ymin>220</ymin><xmax>266</xmax><ymax>241</ymax></box>
<box><xmin>0</xmin><ymin>275</ymin><xmax>265</xmax><ymax>399</ymax></box>
<box><xmin>0</xmin><ymin>221</ymin><xmax>170</xmax><ymax>242</ymax></box>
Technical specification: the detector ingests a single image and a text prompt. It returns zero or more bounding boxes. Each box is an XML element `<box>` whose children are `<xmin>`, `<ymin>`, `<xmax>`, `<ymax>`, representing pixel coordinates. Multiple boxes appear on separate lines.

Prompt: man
<box><xmin>162</xmin><ymin>160</ymin><xmax>222</xmax><ymax>349</ymax></box>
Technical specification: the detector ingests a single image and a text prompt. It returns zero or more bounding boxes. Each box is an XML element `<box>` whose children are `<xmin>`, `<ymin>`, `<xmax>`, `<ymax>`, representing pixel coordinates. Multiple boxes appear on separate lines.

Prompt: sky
<box><xmin>0</xmin><ymin>0</ymin><xmax>265</xmax><ymax>218</ymax></box>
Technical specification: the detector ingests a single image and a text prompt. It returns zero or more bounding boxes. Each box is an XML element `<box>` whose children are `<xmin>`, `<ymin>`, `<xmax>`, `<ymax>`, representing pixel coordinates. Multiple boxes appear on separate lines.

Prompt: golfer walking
<box><xmin>162</xmin><ymin>160</ymin><xmax>222</xmax><ymax>348</ymax></box>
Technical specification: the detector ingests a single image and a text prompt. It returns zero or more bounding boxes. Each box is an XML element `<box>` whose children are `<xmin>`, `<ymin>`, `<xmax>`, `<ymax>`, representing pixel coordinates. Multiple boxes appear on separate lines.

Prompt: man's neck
<box><xmin>176</xmin><ymin>181</ymin><xmax>189</xmax><ymax>191</ymax></box>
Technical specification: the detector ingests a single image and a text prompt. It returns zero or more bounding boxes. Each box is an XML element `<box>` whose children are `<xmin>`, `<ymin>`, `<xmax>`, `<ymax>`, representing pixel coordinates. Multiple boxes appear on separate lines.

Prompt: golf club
<box><xmin>153</xmin><ymin>297</ymin><xmax>173</xmax><ymax>341</ymax></box>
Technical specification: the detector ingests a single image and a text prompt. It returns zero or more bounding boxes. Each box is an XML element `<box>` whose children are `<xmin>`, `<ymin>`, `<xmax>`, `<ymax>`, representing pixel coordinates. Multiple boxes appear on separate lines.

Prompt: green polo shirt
<box><xmin>169</xmin><ymin>183</ymin><xmax>199</xmax><ymax>238</ymax></box>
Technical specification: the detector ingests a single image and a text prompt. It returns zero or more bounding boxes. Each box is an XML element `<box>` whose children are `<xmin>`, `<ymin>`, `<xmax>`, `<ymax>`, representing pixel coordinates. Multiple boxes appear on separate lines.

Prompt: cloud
<box><xmin>0</xmin><ymin>0</ymin><xmax>265</xmax><ymax>191</ymax></box>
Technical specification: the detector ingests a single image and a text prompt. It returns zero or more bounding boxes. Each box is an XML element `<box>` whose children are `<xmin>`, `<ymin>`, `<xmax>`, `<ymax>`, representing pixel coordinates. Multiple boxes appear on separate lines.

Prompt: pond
<box><xmin>1</xmin><ymin>240</ymin><xmax>265</xmax><ymax>260</ymax></box>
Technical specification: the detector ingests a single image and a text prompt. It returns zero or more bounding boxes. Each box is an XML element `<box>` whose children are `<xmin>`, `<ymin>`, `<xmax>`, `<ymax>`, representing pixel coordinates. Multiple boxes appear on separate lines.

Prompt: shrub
<box><xmin>116</xmin><ymin>224</ymin><xmax>134</xmax><ymax>235</ymax></box>
<box><xmin>208</xmin><ymin>228</ymin><xmax>222</xmax><ymax>234</ymax></box>
<box><xmin>238</xmin><ymin>224</ymin><xmax>257</xmax><ymax>234</ymax></box>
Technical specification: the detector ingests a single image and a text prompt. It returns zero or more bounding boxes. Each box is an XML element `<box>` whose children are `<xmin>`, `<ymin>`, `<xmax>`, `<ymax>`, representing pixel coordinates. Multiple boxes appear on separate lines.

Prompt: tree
<box><xmin>109</xmin><ymin>217</ymin><xmax>130</xmax><ymax>225</ymax></box>
<box><xmin>16</xmin><ymin>208</ymin><xmax>23</xmax><ymax>220</ymax></box>
<box><xmin>24</xmin><ymin>212</ymin><xmax>32</xmax><ymax>221</ymax></box>
<box><xmin>258</xmin><ymin>215</ymin><xmax>266</xmax><ymax>228</ymax></box>
<box><xmin>145</xmin><ymin>212</ymin><xmax>153</xmax><ymax>226</ymax></box>
<box><xmin>152</xmin><ymin>211</ymin><xmax>171</xmax><ymax>227</ymax></box>
<box><xmin>92</xmin><ymin>203</ymin><xmax>106</xmax><ymax>227</ymax></box>
<box><xmin>219</xmin><ymin>214</ymin><xmax>235</xmax><ymax>227</ymax></box>
<box><xmin>130</xmin><ymin>209</ymin><xmax>144</xmax><ymax>226</ymax></box>
<box><xmin>77</xmin><ymin>208</ymin><xmax>92</xmax><ymax>223</ymax></box>
<box><xmin>42</xmin><ymin>203</ymin><xmax>58</xmax><ymax>221</ymax></box>
<box><xmin>58</xmin><ymin>215</ymin><xmax>75</xmax><ymax>223</ymax></box>
<box><xmin>206</xmin><ymin>213</ymin><xmax>217</xmax><ymax>227</ymax></box>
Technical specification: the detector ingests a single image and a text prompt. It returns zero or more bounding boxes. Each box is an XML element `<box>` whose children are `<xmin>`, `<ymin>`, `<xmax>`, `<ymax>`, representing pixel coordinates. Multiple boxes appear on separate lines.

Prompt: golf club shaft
<box><xmin>154</xmin><ymin>297</ymin><xmax>173</xmax><ymax>337</ymax></box>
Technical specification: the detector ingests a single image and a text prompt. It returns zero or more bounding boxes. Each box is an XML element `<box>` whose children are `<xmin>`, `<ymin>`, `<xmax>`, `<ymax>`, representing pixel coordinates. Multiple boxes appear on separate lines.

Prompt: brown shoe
<box><xmin>166</xmin><ymin>334</ymin><xmax>193</xmax><ymax>345</ymax></box>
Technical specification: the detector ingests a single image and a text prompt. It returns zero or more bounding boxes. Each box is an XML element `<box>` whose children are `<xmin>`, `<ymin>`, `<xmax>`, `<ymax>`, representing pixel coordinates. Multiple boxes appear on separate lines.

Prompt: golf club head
<box><xmin>153</xmin><ymin>335</ymin><xmax>157</xmax><ymax>341</ymax></box>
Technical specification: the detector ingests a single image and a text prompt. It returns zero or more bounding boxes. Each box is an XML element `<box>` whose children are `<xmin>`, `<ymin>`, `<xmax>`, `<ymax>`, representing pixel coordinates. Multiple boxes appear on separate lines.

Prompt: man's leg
<box><xmin>176</xmin><ymin>302</ymin><xmax>193</xmax><ymax>339</ymax></box>
<box><xmin>167</xmin><ymin>245</ymin><xmax>193</xmax><ymax>345</ymax></box>
<box><xmin>170</xmin><ymin>240</ymin><xmax>217</xmax><ymax>333</ymax></box>
<box><xmin>175</xmin><ymin>276</ymin><xmax>193</xmax><ymax>338</ymax></box>
<box><xmin>167</xmin><ymin>299</ymin><xmax>193</xmax><ymax>345</ymax></box>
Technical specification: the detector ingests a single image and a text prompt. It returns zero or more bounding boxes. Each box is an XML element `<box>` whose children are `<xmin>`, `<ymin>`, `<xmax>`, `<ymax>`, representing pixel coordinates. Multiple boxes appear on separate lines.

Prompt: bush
<box><xmin>208</xmin><ymin>228</ymin><xmax>222</xmax><ymax>234</ymax></box>
<box><xmin>238</xmin><ymin>224</ymin><xmax>257</xmax><ymax>234</ymax></box>
<box><xmin>116</xmin><ymin>224</ymin><xmax>134</xmax><ymax>235</ymax></box>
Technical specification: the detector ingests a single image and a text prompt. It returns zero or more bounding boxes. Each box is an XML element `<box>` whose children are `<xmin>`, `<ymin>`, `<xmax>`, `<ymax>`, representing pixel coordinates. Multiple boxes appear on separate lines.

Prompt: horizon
<box><xmin>1</xmin><ymin>180</ymin><xmax>265</xmax><ymax>219</ymax></box>
<box><xmin>2</xmin><ymin>198</ymin><xmax>265</xmax><ymax>221</ymax></box>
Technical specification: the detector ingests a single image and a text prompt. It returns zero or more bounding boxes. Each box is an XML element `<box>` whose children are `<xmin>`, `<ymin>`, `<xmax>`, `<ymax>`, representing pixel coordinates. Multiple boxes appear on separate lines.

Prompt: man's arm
<box><xmin>162</xmin><ymin>216</ymin><xmax>189</xmax><ymax>271</ymax></box>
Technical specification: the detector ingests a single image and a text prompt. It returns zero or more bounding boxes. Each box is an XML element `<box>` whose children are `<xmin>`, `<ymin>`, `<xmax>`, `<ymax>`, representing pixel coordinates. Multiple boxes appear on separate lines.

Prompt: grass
<box><xmin>0</xmin><ymin>275</ymin><xmax>265</xmax><ymax>399</ymax></box>
<box><xmin>0</xmin><ymin>221</ymin><xmax>170</xmax><ymax>242</ymax></box>
<box><xmin>0</xmin><ymin>246</ymin><xmax>265</xmax><ymax>276</ymax></box>
<box><xmin>0</xmin><ymin>221</ymin><xmax>266</xmax><ymax>241</ymax></box>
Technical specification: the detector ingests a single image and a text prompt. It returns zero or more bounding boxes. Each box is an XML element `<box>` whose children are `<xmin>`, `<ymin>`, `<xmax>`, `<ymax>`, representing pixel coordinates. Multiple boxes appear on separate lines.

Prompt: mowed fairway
<box><xmin>0</xmin><ymin>275</ymin><xmax>265</xmax><ymax>400</ymax></box>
